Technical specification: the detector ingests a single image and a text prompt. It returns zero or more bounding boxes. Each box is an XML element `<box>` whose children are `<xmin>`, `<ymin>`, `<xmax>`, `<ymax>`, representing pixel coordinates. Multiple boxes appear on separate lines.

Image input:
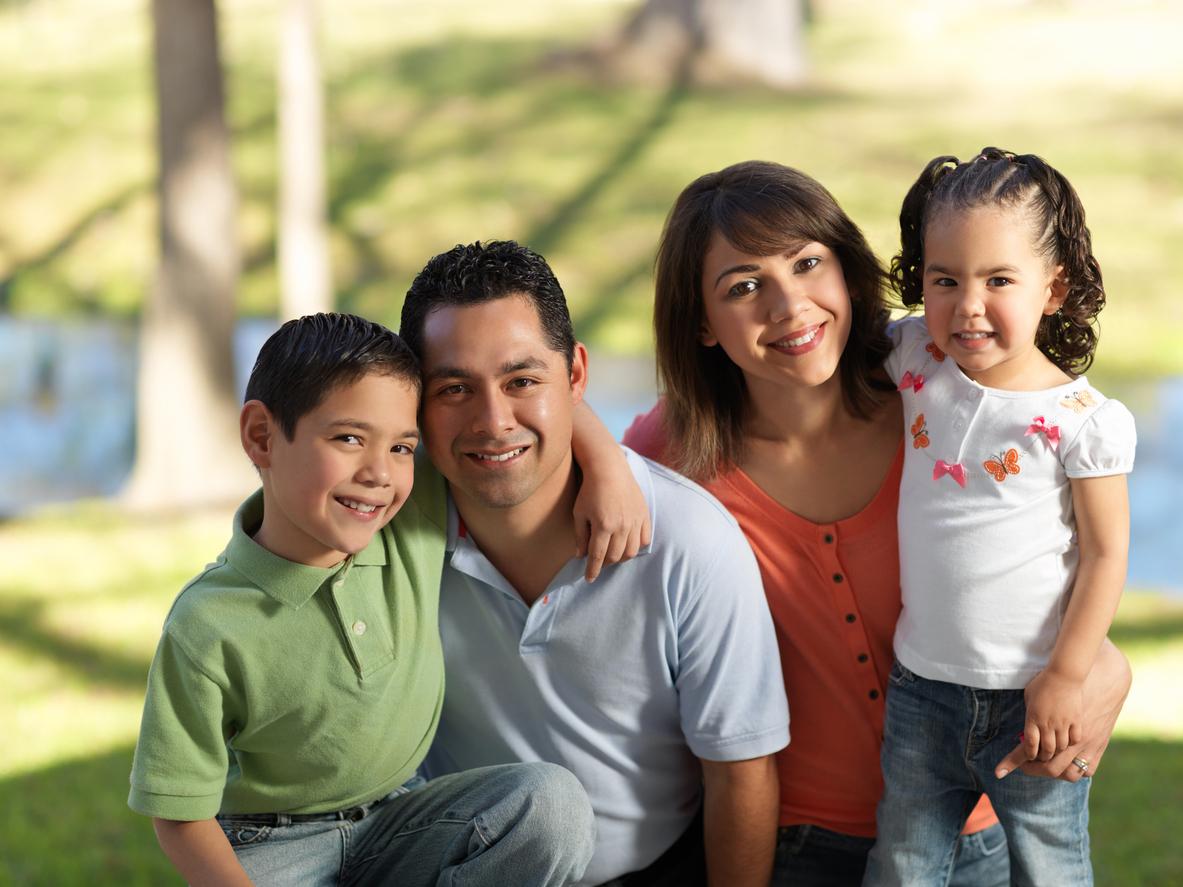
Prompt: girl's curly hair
<box><xmin>890</xmin><ymin>147</ymin><xmax>1105</xmax><ymax>375</ymax></box>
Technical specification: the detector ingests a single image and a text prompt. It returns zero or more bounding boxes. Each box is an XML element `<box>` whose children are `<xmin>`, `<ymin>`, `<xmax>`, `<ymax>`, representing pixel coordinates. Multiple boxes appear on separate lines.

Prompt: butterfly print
<box><xmin>925</xmin><ymin>342</ymin><xmax>946</xmax><ymax>362</ymax></box>
<box><xmin>983</xmin><ymin>448</ymin><xmax>1021</xmax><ymax>482</ymax></box>
<box><xmin>1059</xmin><ymin>390</ymin><xmax>1097</xmax><ymax>413</ymax></box>
<box><xmin>910</xmin><ymin>414</ymin><xmax>930</xmax><ymax>449</ymax></box>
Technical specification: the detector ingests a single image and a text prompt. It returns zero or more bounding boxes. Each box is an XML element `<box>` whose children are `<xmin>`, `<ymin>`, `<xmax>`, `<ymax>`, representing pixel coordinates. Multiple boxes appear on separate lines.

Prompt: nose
<box><xmin>357</xmin><ymin>448</ymin><xmax>391</xmax><ymax>487</ymax></box>
<box><xmin>954</xmin><ymin>284</ymin><xmax>985</xmax><ymax>318</ymax></box>
<box><xmin>765</xmin><ymin>279</ymin><xmax>806</xmax><ymax>323</ymax></box>
<box><xmin>470</xmin><ymin>388</ymin><xmax>516</xmax><ymax>437</ymax></box>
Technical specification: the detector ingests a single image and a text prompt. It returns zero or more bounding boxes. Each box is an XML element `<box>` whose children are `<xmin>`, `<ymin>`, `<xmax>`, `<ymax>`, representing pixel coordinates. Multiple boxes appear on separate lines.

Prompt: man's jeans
<box><xmin>770</xmin><ymin>821</ymin><xmax>1008</xmax><ymax>886</ymax></box>
<box><xmin>216</xmin><ymin>762</ymin><xmax>595</xmax><ymax>886</ymax></box>
<box><xmin>864</xmin><ymin>661</ymin><xmax>1092</xmax><ymax>887</ymax></box>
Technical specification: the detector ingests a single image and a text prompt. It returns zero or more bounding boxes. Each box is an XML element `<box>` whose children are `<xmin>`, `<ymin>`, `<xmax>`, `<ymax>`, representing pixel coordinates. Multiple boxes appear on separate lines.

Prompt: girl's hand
<box><xmin>1022</xmin><ymin>668</ymin><xmax>1085</xmax><ymax>762</ymax></box>
<box><xmin>573</xmin><ymin>467</ymin><xmax>651</xmax><ymax>581</ymax></box>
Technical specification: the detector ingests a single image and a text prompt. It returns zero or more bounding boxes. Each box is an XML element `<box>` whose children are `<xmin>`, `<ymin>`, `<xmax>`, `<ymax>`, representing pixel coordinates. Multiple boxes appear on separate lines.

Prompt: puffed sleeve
<box><xmin>621</xmin><ymin>399</ymin><xmax>669</xmax><ymax>464</ymax></box>
<box><xmin>884</xmin><ymin>316</ymin><xmax>928</xmax><ymax>384</ymax></box>
<box><xmin>1061</xmin><ymin>398</ymin><xmax>1137</xmax><ymax>478</ymax></box>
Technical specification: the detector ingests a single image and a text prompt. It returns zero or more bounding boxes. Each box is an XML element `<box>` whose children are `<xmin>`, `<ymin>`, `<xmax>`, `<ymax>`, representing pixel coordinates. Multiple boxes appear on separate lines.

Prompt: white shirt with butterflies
<box><xmin>884</xmin><ymin>317</ymin><xmax>1136</xmax><ymax>689</ymax></box>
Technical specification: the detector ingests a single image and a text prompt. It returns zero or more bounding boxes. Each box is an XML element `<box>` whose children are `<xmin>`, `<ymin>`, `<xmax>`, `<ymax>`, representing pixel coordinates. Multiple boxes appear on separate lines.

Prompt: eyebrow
<box><xmin>713</xmin><ymin>263</ymin><xmax>760</xmax><ymax>288</ymax></box>
<box><xmin>426</xmin><ymin>356</ymin><xmax>550</xmax><ymax>381</ymax></box>
<box><xmin>325</xmin><ymin>419</ymin><xmax>419</xmax><ymax>439</ymax></box>
<box><xmin>926</xmin><ymin>264</ymin><xmax>1021</xmax><ymax>275</ymax></box>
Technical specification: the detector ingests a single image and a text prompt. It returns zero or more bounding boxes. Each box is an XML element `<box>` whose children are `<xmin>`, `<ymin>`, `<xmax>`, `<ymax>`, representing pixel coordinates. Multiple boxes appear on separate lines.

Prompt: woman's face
<box><xmin>699</xmin><ymin>229</ymin><xmax>852</xmax><ymax>394</ymax></box>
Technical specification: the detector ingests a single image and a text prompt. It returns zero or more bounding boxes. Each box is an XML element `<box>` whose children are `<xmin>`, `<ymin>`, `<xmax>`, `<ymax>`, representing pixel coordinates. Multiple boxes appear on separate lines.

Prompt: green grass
<box><xmin>2</xmin><ymin>0</ymin><xmax>1182</xmax><ymax>374</ymax></box>
<box><xmin>1</xmin><ymin>504</ymin><xmax>1180</xmax><ymax>885</ymax></box>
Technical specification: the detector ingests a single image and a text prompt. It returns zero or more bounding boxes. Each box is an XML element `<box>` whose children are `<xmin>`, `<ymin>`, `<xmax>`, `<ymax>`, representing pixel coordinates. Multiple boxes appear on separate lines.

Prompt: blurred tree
<box><xmin>608</xmin><ymin>0</ymin><xmax>808</xmax><ymax>88</ymax></box>
<box><xmin>125</xmin><ymin>0</ymin><xmax>254</xmax><ymax>509</ymax></box>
<box><xmin>278</xmin><ymin>0</ymin><xmax>332</xmax><ymax>319</ymax></box>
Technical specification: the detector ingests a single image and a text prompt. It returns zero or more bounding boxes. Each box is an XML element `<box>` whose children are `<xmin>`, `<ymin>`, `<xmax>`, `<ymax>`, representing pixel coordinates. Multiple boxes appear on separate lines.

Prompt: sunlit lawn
<box><xmin>1</xmin><ymin>0</ymin><xmax>1182</xmax><ymax>376</ymax></box>
<box><xmin>0</xmin><ymin>503</ymin><xmax>1180</xmax><ymax>885</ymax></box>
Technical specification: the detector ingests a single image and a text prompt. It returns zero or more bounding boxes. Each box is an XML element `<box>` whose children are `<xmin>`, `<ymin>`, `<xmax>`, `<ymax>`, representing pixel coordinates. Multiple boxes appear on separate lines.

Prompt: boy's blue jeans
<box><xmin>216</xmin><ymin>762</ymin><xmax>595</xmax><ymax>886</ymax></box>
<box><xmin>863</xmin><ymin>661</ymin><xmax>1092</xmax><ymax>887</ymax></box>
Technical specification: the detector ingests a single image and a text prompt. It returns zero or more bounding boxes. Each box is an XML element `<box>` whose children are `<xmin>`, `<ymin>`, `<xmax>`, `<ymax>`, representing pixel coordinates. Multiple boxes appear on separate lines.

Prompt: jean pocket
<box><xmin>219</xmin><ymin>822</ymin><xmax>273</xmax><ymax>847</ymax></box>
<box><xmin>888</xmin><ymin>659</ymin><xmax>916</xmax><ymax>687</ymax></box>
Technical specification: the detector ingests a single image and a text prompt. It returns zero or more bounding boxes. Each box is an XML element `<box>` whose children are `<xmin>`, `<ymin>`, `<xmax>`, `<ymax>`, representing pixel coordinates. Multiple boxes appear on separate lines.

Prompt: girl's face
<box><xmin>921</xmin><ymin>205</ymin><xmax>1066</xmax><ymax>390</ymax></box>
<box><xmin>699</xmin><ymin>229</ymin><xmax>852</xmax><ymax>395</ymax></box>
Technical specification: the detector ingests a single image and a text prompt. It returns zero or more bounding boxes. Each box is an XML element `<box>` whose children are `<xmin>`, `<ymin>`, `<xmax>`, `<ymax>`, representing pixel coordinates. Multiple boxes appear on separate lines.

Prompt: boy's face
<box><xmin>252</xmin><ymin>372</ymin><xmax>420</xmax><ymax>567</ymax></box>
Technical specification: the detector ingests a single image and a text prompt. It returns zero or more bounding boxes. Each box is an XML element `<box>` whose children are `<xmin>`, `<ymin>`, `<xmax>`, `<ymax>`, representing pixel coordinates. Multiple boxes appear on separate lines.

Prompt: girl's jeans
<box><xmin>215</xmin><ymin>762</ymin><xmax>595</xmax><ymax>886</ymax></box>
<box><xmin>864</xmin><ymin>661</ymin><xmax>1092</xmax><ymax>887</ymax></box>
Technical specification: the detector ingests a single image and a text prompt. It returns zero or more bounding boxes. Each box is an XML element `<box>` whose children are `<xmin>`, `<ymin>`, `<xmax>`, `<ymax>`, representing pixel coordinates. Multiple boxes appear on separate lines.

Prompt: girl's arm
<box><xmin>572</xmin><ymin>401</ymin><xmax>652</xmax><ymax>581</ymax></box>
<box><xmin>1022</xmin><ymin>473</ymin><xmax>1129</xmax><ymax>762</ymax></box>
<box><xmin>153</xmin><ymin>817</ymin><xmax>254</xmax><ymax>886</ymax></box>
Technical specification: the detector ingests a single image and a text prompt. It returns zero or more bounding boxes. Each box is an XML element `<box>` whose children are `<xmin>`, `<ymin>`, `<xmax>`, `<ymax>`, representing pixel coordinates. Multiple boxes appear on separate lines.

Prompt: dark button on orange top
<box><xmin>869</xmin><ymin>689</ymin><xmax>880</xmax><ymax>700</ymax></box>
<box><xmin>823</xmin><ymin>533</ymin><xmax>834</xmax><ymax>544</ymax></box>
<box><xmin>858</xmin><ymin>653</ymin><xmax>869</xmax><ymax>663</ymax></box>
<box><xmin>845</xmin><ymin>613</ymin><xmax>857</xmax><ymax>623</ymax></box>
<box><xmin>833</xmin><ymin>573</ymin><xmax>844</xmax><ymax>583</ymax></box>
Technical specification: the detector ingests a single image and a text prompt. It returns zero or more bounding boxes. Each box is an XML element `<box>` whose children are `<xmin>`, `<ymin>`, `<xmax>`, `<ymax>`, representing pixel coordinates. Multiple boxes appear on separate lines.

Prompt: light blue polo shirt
<box><xmin>423</xmin><ymin>448</ymin><xmax>789</xmax><ymax>885</ymax></box>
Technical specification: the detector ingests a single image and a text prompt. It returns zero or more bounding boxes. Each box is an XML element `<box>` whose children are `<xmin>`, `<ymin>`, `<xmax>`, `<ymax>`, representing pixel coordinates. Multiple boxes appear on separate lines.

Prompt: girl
<box><xmin>622</xmin><ymin>159</ymin><xmax>1131</xmax><ymax>887</ymax></box>
<box><xmin>864</xmin><ymin>148</ymin><xmax>1135</xmax><ymax>886</ymax></box>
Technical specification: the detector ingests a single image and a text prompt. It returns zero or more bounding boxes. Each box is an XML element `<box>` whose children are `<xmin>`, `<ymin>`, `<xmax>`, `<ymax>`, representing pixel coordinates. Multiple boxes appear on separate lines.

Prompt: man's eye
<box><xmin>437</xmin><ymin>384</ymin><xmax>466</xmax><ymax>396</ymax></box>
<box><xmin>727</xmin><ymin>279</ymin><xmax>757</xmax><ymax>298</ymax></box>
<box><xmin>509</xmin><ymin>377</ymin><xmax>537</xmax><ymax>389</ymax></box>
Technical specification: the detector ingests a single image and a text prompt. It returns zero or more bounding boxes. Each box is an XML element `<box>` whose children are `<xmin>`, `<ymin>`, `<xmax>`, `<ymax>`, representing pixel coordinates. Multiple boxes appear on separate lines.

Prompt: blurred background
<box><xmin>1</xmin><ymin>0</ymin><xmax>1180</xmax><ymax>883</ymax></box>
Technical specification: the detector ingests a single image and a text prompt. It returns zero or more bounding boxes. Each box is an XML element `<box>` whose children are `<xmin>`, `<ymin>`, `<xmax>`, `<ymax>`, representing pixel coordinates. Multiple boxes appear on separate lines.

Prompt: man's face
<box><xmin>419</xmin><ymin>294</ymin><xmax>587</xmax><ymax>514</ymax></box>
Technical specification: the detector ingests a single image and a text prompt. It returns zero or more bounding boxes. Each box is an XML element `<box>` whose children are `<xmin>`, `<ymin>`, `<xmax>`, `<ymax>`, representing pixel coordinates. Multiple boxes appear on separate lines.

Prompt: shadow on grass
<box><xmin>0</xmin><ymin>744</ymin><xmax>179</xmax><ymax>886</ymax></box>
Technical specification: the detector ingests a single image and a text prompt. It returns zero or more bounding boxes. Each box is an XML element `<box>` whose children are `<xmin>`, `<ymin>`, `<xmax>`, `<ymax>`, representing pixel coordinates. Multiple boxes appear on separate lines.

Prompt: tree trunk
<box><xmin>125</xmin><ymin>0</ymin><xmax>255</xmax><ymax>509</ymax></box>
<box><xmin>278</xmin><ymin>0</ymin><xmax>332</xmax><ymax>319</ymax></box>
<box><xmin>613</xmin><ymin>0</ymin><xmax>808</xmax><ymax>88</ymax></box>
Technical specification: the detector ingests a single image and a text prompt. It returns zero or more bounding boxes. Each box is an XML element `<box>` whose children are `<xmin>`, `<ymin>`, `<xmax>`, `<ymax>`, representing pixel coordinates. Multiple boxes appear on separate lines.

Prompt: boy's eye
<box><xmin>794</xmin><ymin>256</ymin><xmax>820</xmax><ymax>273</ymax></box>
<box><xmin>726</xmin><ymin>279</ymin><xmax>758</xmax><ymax>298</ymax></box>
<box><xmin>391</xmin><ymin>443</ymin><xmax>415</xmax><ymax>455</ymax></box>
<box><xmin>335</xmin><ymin>434</ymin><xmax>362</xmax><ymax>445</ymax></box>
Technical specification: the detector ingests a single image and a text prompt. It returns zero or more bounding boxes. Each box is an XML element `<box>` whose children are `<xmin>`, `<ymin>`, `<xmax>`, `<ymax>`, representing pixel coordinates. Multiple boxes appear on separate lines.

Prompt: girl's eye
<box><xmin>726</xmin><ymin>279</ymin><xmax>758</xmax><ymax>299</ymax></box>
<box><xmin>931</xmin><ymin>277</ymin><xmax>956</xmax><ymax>288</ymax></box>
<box><xmin>987</xmin><ymin>276</ymin><xmax>1012</xmax><ymax>287</ymax></box>
<box><xmin>794</xmin><ymin>256</ymin><xmax>820</xmax><ymax>273</ymax></box>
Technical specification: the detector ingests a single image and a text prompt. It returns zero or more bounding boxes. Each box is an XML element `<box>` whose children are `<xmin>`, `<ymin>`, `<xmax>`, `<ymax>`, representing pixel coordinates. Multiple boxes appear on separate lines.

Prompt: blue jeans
<box><xmin>216</xmin><ymin>763</ymin><xmax>595</xmax><ymax>886</ymax></box>
<box><xmin>770</xmin><ymin>822</ymin><xmax>1008</xmax><ymax>886</ymax></box>
<box><xmin>864</xmin><ymin>661</ymin><xmax>1092</xmax><ymax>887</ymax></box>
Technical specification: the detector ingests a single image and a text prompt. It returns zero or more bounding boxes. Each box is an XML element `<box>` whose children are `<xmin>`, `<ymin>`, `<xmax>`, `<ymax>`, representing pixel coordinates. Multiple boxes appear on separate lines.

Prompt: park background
<box><xmin>1</xmin><ymin>0</ymin><xmax>1181</xmax><ymax>883</ymax></box>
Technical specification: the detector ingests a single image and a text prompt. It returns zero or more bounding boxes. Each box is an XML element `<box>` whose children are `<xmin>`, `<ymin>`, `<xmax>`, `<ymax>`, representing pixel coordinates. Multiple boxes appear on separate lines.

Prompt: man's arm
<box><xmin>700</xmin><ymin>755</ymin><xmax>779</xmax><ymax>887</ymax></box>
<box><xmin>153</xmin><ymin>817</ymin><xmax>254</xmax><ymax>886</ymax></box>
<box><xmin>994</xmin><ymin>637</ymin><xmax>1131</xmax><ymax>781</ymax></box>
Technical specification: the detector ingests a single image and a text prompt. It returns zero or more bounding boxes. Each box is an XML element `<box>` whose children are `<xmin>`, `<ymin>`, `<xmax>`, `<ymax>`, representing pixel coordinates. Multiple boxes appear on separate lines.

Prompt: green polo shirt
<box><xmin>128</xmin><ymin>468</ymin><xmax>447</xmax><ymax>821</ymax></box>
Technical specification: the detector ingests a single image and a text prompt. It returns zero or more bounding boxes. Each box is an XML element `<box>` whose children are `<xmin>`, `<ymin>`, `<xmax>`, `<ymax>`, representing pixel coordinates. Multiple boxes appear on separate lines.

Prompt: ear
<box><xmin>1043</xmin><ymin>265</ymin><xmax>1068</xmax><ymax>315</ymax></box>
<box><xmin>569</xmin><ymin>342</ymin><xmax>589</xmax><ymax>403</ymax></box>
<box><xmin>699</xmin><ymin>322</ymin><xmax>718</xmax><ymax>347</ymax></box>
<box><xmin>240</xmin><ymin>400</ymin><xmax>278</xmax><ymax>469</ymax></box>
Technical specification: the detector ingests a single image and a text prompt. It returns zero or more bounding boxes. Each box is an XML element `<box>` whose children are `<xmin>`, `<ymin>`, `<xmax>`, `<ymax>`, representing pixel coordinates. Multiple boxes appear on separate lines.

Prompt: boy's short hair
<box><xmin>245</xmin><ymin>313</ymin><xmax>420</xmax><ymax>440</ymax></box>
<box><xmin>400</xmin><ymin>240</ymin><xmax>576</xmax><ymax>370</ymax></box>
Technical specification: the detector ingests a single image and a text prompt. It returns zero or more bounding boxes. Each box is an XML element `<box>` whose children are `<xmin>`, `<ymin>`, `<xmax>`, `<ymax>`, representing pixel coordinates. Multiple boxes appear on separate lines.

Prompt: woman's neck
<box><xmin>743</xmin><ymin>372</ymin><xmax>853</xmax><ymax>445</ymax></box>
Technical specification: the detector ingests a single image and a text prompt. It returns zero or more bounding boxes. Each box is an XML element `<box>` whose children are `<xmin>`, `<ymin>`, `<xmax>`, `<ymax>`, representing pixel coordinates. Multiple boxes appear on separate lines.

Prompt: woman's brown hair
<box><xmin>654</xmin><ymin>160</ymin><xmax>893</xmax><ymax>481</ymax></box>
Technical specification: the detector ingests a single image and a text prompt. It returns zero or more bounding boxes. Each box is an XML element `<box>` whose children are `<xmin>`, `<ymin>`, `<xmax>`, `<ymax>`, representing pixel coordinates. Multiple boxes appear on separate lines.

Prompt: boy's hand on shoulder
<box><xmin>1022</xmin><ymin>668</ymin><xmax>1085</xmax><ymax>762</ymax></box>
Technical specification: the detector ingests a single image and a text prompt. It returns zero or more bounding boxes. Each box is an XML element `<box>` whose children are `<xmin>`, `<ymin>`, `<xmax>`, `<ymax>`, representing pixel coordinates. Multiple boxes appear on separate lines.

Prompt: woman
<box><xmin>622</xmin><ymin>160</ymin><xmax>1129</xmax><ymax>886</ymax></box>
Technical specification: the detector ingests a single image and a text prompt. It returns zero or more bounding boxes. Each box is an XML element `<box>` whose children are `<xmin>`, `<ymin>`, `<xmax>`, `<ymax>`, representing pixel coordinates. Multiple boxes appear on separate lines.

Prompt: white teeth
<box><xmin>957</xmin><ymin>332</ymin><xmax>991</xmax><ymax>339</ymax></box>
<box><xmin>474</xmin><ymin>448</ymin><xmax>525</xmax><ymax>463</ymax></box>
<box><xmin>340</xmin><ymin>499</ymin><xmax>378</xmax><ymax>513</ymax></box>
<box><xmin>783</xmin><ymin>329</ymin><xmax>818</xmax><ymax>348</ymax></box>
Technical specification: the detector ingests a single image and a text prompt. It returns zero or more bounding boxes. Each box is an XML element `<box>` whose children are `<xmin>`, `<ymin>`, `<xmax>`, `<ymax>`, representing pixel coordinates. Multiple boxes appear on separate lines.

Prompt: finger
<box><xmin>994</xmin><ymin>743</ymin><xmax>1029</xmax><ymax>779</ymax></box>
<box><xmin>623</xmin><ymin>525</ymin><xmax>641</xmax><ymax>560</ymax></box>
<box><xmin>602</xmin><ymin>530</ymin><xmax>627</xmax><ymax>567</ymax></box>
<box><xmin>1068</xmin><ymin>723</ymin><xmax>1082</xmax><ymax>747</ymax></box>
<box><xmin>584</xmin><ymin>532</ymin><xmax>609</xmax><ymax>582</ymax></box>
<box><xmin>1024</xmin><ymin>724</ymin><xmax>1040</xmax><ymax>761</ymax></box>
<box><xmin>574</xmin><ymin>520</ymin><xmax>590</xmax><ymax>558</ymax></box>
<box><xmin>640</xmin><ymin>515</ymin><xmax>653</xmax><ymax>548</ymax></box>
<box><xmin>1039</xmin><ymin>728</ymin><xmax>1057</xmax><ymax>761</ymax></box>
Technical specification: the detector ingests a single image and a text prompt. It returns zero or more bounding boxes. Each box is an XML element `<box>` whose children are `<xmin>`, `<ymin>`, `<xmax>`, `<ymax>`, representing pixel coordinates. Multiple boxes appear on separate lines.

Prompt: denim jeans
<box><xmin>216</xmin><ymin>762</ymin><xmax>595</xmax><ymax>886</ymax></box>
<box><xmin>864</xmin><ymin>661</ymin><xmax>1092</xmax><ymax>887</ymax></box>
<box><xmin>770</xmin><ymin>821</ymin><xmax>1008</xmax><ymax>887</ymax></box>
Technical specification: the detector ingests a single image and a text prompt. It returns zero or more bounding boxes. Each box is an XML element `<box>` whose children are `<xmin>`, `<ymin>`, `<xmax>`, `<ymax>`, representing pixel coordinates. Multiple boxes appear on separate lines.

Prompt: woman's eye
<box><xmin>727</xmin><ymin>279</ymin><xmax>758</xmax><ymax>298</ymax></box>
<box><xmin>794</xmin><ymin>256</ymin><xmax>820</xmax><ymax>273</ymax></box>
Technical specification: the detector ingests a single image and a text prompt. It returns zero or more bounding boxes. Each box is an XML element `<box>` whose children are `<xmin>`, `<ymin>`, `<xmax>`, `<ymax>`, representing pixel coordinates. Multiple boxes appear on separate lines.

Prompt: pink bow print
<box><xmin>1025</xmin><ymin>416</ymin><xmax>1061</xmax><ymax>450</ymax></box>
<box><xmin>933</xmin><ymin>460</ymin><xmax>967</xmax><ymax>488</ymax></box>
<box><xmin>898</xmin><ymin>371</ymin><xmax>925</xmax><ymax>393</ymax></box>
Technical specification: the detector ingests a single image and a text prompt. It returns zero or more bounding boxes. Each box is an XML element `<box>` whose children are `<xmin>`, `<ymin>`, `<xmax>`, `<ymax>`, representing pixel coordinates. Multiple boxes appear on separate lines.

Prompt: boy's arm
<box><xmin>701</xmin><ymin>756</ymin><xmax>779</xmax><ymax>887</ymax></box>
<box><xmin>153</xmin><ymin>817</ymin><xmax>254</xmax><ymax>886</ymax></box>
<box><xmin>1020</xmin><ymin>473</ymin><xmax>1130</xmax><ymax>761</ymax></box>
<box><xmin>571</xmin><ymin>400</ymin><xmax>651</xmax><ymax>581</ymax></box>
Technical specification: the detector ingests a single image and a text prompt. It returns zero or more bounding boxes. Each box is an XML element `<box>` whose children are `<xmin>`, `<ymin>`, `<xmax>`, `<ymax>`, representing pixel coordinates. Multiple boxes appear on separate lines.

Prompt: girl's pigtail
<box><xmin>1020</xmin><ymin>154</ymin><xmax>1106</xmax><ymax>375</ymax></box>
<box><xmin>890</xmin><ymin>155</ymin><xmax>957</xmax><ymax>307</ymax></box>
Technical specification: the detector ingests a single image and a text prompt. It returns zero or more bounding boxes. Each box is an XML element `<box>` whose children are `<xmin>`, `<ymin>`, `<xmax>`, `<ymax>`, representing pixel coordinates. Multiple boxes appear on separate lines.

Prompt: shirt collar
<box><xmin>224</xmin><ymin>489</ymin><xmax>388</xmax><ymax>608</ymax></box>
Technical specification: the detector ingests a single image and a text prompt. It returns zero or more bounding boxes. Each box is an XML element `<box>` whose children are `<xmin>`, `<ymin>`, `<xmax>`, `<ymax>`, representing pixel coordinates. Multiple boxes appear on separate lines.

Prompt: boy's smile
<box><xmin>249</xmin><ymin>373</ymin><xmax>420</xmax><ymax>567</ymax></box>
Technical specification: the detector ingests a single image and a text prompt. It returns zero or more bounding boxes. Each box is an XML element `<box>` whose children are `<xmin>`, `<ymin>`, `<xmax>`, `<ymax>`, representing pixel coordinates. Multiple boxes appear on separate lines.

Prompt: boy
<box><xmin>129</xmin><ymin>313</ymin><xmax>594</xmax><ymax>886</ymax></box>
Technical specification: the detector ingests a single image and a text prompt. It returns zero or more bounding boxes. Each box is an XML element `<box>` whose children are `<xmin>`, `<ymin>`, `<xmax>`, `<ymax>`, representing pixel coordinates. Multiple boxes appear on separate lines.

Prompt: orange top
<box><xmin>623</xmin><ymin>404</ymin><xmax>996</xmax><ymax>837</ymax></box>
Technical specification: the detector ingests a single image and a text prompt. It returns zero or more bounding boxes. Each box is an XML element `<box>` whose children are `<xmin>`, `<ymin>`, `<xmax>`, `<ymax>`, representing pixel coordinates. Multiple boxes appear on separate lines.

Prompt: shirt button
<box><xmin>858</xmin><ymin>653</ymin><xmax>869</xmax><ymax>663</ymax></box>
<box><xmin>845</xmin><ymin>613</ymin><xmax>857</xmax><ymax>623</ymax></box>
<box><xmin>869</xmin><ymin>689</ymin><xmax>880</xmax><ymax>700</ymax></box>
<box><xmin>823</xmin><ymin>533</ymin><xmax>835</xmax><ymax>544</ymax></box>
<box><xmin>352</xmin><ymin>620</ymin><xmax>367</xmax><ymax>636</ymax></box>
<box><xmin>333</xmin><ymin>581</ymin><xmax>343</xmax><ymax>591</ymax></box>
<box><xmin>832</xmin><ymin>573</ymin><xmax>844</xmax><ymax>583</ymax></box>
<box><xmin>953</xmin><ymin>420</ymin><xmax>964</xmax><ymax>430</ymax></box>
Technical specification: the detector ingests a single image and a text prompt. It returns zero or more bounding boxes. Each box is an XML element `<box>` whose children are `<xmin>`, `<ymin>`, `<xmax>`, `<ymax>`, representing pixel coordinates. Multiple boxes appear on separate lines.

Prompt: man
<box><xmin>400</xmin><ymin>240</ymin><xmax>790</xmax><ymax>886</ymax></box>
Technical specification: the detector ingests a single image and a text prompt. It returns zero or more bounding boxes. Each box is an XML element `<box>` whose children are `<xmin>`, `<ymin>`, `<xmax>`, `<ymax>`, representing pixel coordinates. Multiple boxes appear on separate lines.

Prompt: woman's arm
<box><xmin>153</xmin><ymin>817</ymin><xmax>253</xmax><ymax>886</ymax></box>
<box><xmin>571</xmin><ymin>401</ymin><xmax>652</xmax><ymax>581</ymax></box>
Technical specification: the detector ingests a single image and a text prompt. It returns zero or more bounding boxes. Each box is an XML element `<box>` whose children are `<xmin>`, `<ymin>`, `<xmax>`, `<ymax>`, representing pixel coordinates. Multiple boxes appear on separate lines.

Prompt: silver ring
<box><xmin>1071</xmin><ymin>756</ymin><xmax>1089</xmax><ymax>775</ymax></box>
